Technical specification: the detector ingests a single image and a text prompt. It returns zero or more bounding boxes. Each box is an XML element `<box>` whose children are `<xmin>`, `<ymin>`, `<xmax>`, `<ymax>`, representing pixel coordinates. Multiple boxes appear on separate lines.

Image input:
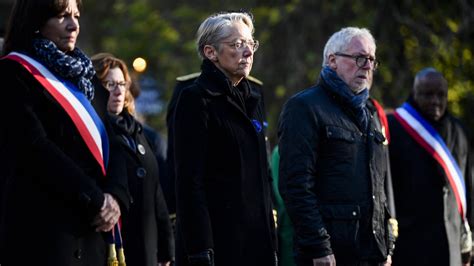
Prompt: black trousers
<box><xmin>297</xmin><ymin>258</ymin><xmax>383</xmax><ymax>266</ymax></box>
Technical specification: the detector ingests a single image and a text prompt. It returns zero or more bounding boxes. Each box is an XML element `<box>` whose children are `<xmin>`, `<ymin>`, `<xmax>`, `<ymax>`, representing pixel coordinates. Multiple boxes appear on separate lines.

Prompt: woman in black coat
<box><xmin>172</xmin><ymin>12</ymin><xmax>277</xmax><ymax>266</ymax></box>
<box><xmin>92</xmin><ymin>53</ymin><xmax>174</xmax><ymax>266</ymax></box>
<box><xmin>0</xmin><ymin>0</ymin><xmax>129</xmax><ymax>265</ymax></box>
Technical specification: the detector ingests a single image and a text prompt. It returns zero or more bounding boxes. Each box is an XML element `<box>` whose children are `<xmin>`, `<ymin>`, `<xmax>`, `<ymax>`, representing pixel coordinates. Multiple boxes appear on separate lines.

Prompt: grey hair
<box><xmin>322</xmin><ymin>27</ymin><xmax>376</xmax><ymax>66</ymax></box>
<box><xmin>196</xmin><ymin>12</ymin><xmax>254</xmax><ymax>60</ymax></box>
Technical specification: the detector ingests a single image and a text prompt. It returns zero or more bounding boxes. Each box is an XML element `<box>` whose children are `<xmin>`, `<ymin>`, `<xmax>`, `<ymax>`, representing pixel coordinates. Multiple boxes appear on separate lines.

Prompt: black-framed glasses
<box><xmin>102</xmin><ymin>80</ymin><xmax>130</xmax><ymax>92</ymax></box>
<box><xmin>334</xmin><ymin>52</ymin><xmax>380</xmax><ymax>70</ymax></box>
<box><xmin>221</xmin><ymin>39</ymin><xmax>259</xmax><ymax>52</ymax></box>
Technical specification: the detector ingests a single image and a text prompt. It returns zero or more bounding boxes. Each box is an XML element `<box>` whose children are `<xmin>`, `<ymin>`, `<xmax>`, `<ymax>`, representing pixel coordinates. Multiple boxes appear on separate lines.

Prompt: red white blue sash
<box><xmin>371</xmin><ymin>98</ymin><xmax>390</xmax><ymax>144</ymax></box>
<box><xmin>4</xmin><ymin>52</ymin><xmax>109</xmax><ymax>175</ymax></box>
<box><xmin>394</xmin><ymin>102</ymin><xmax>466</xmax><ymax>220</ymax></box>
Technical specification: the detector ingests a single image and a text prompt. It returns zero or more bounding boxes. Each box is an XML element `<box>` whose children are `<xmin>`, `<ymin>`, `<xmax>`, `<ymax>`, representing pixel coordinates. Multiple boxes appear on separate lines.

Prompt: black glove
<box><xmin>188</xmin><ymin>249</ymin><xmax>214</xmax><ymax>266</ymax></box>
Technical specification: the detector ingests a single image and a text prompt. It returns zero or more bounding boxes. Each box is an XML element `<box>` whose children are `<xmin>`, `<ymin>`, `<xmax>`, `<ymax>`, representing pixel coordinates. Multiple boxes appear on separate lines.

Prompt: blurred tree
<box><xmin>79</xmin><ymin>0</ymin><xmax>474</xmax><ymax>146</ymax></box>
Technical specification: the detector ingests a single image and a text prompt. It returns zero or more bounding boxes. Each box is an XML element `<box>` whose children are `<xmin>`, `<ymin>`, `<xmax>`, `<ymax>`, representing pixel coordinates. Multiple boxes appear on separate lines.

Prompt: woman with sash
<box><xmin>92</xmin><ymin>53</ymin><xmax>174</xmax><ymax>266</ymax></box>
<box><xmin>0</xmin><ymin>0</ymin><xmax>130</xmax><ymax>265</ymax></box>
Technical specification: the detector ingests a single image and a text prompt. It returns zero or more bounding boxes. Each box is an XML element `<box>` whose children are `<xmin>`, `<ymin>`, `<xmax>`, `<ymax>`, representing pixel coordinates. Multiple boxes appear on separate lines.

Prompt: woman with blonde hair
<box><xmin>172</xmin><ymin>11</ymin><xmax>276</xmax><ymax>266</ymax></box>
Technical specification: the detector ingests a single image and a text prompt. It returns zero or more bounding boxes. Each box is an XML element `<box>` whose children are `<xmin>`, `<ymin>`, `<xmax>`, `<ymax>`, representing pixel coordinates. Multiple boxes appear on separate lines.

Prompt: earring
<box><xmin>34</xmin><ymin>30</ymin><xmax>40</xmax><ymax>34</ymax></box>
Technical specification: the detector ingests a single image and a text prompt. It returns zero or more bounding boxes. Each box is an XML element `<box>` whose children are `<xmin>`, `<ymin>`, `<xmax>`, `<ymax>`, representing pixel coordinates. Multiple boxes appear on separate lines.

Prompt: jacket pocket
<box><xmin>322</xmin><ymin>126</ymin><xmax>359</xmax><ymax>162</ymax></box>
<box><xmin>319</xmin><ymin>204</ymin><xmax>360</xmax><ymax>254</ymax></box>
<box><xmin>325</xmin><ymin>126</ymin><xmax>357</xmax><ymax>143</ymax></box>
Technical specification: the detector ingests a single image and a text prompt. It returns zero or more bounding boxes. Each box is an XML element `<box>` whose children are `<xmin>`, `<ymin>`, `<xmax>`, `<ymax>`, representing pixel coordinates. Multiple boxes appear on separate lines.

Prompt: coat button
<box><xmin>136</xmin><ymin>167</ymin><xmax>147</xmax><ymax>178</ymax></box>
<box><xmin>75</xmin><ymin>249</ymin><xmax>82</xmax><ymax>259</ymax></box>
<box><xmin>137</xmin><ymin>144</ymin><xmax>146</xmax><ymax>155</ymax></box>
<box><xmin>352</xmin><ymin>211</ymin><xmax>357</xmax><ymax>216</ymax></box>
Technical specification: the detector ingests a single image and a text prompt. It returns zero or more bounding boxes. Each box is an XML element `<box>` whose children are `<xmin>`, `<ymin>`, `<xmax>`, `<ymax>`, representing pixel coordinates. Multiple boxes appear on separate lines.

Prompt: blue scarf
<box><xmin>32</xmin><ymin>38</ymin><xmax>96</xmax><ymax>101</ymax></box>
<box><xmin>320</xmin><ymin>66</ymin><xmax>370</xmax><ymax>131</ymax></box>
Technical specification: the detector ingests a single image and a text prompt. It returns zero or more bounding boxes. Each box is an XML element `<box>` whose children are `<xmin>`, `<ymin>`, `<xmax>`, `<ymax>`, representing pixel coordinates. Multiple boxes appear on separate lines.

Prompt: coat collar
<box><xmin>196</xmin><ymin>59</ymin><xmax>261</xmax><ymax>116</ymax></box>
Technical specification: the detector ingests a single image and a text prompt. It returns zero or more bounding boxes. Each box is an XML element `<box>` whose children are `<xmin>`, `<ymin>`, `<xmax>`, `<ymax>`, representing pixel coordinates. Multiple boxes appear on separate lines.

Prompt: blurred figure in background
<box><xmin>92</xmin><ymin>53</ymin><xmax>174</xmax><ymax>266</ymax></box>
<box><xmin>0</xmin><ymin>0</ymin><xmax>129</xmax><ymax>265</ymax></box>
<box><xmin>131</xmin><ymin>77</ymin><xmax>175</xmax><ymax>227</ymax></box>
<box><xmin>171</xmin><ymin>11</ymin><xmax>277</xmax><ymax>266</ymax></box>
<box><xmin>270</xmin><ymin>145</ymin><xmax>296</xmax><ymax>266</ymax></box>
<box><xmin>388</xmin><ymin>68</ymin><xmax>473</xmax><ymax>266</ymax></box>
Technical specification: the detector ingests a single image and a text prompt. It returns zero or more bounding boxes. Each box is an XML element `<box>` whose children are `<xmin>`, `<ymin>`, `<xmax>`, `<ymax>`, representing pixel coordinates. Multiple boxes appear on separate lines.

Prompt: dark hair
<box><xmin>2</xmin><ymin>0</ymin><xmax>82</xmax><ymax>55</ymax></box>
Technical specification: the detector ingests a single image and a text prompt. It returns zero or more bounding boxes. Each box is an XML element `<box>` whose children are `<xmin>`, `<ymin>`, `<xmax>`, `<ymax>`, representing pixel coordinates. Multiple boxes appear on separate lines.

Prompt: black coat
<box><xmin>110</xmin><ymin>112</ymin><xmax>174</xmax><ymax>266</ymax></box>
<box><xmin>0</xmin><ymin>56</ymin><xmax>129</xmax><ymax>265</ymax></box>
<box><xmin>166</xmin><ymin>72</ymin><xmax>265</xmax><ymax>219</ymax></box>
<box><xmin>172</xmin><ymin>60</ymin><xmax>277</xmax><ymax>266</ymax></box>
<box><xmin>388</xmin><ymin>103</ymin><xmax>473</xmax><ymax>266</ymax></box>
<box><xmin>278</xmin><ymin>79</ymin><xmax>393</xmax><ymax>264</ymax></box>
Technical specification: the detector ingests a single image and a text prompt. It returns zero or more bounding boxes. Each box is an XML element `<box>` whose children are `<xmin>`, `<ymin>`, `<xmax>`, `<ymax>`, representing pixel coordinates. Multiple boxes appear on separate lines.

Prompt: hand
<box><xmin>92</xmin><ymin>193</ymin><xmax>121</xmax><ymax>232</ymax></box>
<box><xmin>313</xmin><ymin>254</ymin><xmax>336</xmax><ymax>266</ymax></box>
<box><xmin>158</xmin><ymin>262</ymin><xmax>171</xmax><ymax>266</ymax></box>
<box><xmin>383</xmin><ymin>255</ymin><xmax>392</xmax><ymax>266</ymax></box>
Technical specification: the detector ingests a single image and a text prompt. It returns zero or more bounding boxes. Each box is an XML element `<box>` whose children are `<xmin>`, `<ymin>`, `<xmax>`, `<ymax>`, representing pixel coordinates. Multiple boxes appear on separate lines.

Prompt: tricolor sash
<box><xmin>394</xmin><ymin>102</ymin><xmax>466</xmax><ymax>220</ymax></box>
<box><xmin>107</xmin><ymin>222</ymin><xmax>126</xmax><ymax>266</ymax></box>
<box><xmin>4</xmin><ymin>52</ymin><xmax>109</xmax><ymax>175</ymax></box>
<box><xmin>371</xmin><ymin>98</ymin><xmax>390</xmax><ymax>144</ymax></box>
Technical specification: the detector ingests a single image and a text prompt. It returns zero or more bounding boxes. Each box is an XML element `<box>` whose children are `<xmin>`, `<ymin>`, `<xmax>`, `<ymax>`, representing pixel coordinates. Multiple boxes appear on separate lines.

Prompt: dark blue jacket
<box><xmin>278</xmin><ymin>77</ymin><xmax>393</xmax><ymax>264</ymax></box>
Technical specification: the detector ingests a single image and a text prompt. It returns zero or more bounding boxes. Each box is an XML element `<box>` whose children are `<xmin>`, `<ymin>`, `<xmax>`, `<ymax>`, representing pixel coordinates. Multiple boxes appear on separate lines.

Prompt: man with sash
<box><xmin>388</xmin><ymin>68</ymin><xmax>473</xmax><ymax>266</ymax></box>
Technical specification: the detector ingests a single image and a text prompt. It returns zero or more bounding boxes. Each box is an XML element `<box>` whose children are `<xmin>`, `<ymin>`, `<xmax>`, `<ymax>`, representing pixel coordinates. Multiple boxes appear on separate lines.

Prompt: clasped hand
<box><xmin>92</xmin><ymin>193</ymin><xmax>121</xmax><ymax>232</ymax></box>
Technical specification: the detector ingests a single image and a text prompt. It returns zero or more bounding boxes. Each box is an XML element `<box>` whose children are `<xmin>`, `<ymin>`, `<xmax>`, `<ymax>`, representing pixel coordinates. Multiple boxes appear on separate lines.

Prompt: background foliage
<box><xmin>76</xmin><ymin>0</ymin><xmax>474</xmax><ymax>147</ymax></box>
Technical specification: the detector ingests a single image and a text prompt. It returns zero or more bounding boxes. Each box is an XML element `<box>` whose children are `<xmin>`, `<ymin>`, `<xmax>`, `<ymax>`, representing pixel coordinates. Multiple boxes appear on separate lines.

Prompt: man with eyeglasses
<box><xmin>278</xmin><ymin>27</ymin><xmax>395</xmax><ymax>266</ymax></box>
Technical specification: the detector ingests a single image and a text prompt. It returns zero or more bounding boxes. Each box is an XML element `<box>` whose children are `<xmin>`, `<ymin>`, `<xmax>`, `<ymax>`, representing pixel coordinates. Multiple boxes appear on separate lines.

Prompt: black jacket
<box><xmin>110</xmin><ymin>112</ymin><xmax>174</xmax><ymax>266</ymax></box>
<box><xmin>388</xmin><ymin>101</ymin><xmax>473</xmax><ymax>266</ymax></box>
<box><xmin>278</xmin><ymin>78</ymin><xmax>393</xmax><ymax>264</ymax></box>
<box><xmin>0</xmin><ymin>55</ymin><xmax>129</xmax><ymax>266</ymax></box>
<box><xmin>172</xmin><ymin>60</ymin><xmax>277</xmax><ymax>266</ymax></box>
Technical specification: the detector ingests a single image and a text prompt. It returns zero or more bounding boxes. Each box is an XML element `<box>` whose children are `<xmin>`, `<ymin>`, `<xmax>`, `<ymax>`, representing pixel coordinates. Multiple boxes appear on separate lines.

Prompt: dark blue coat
<box><xmin>110</xmin><ymin>112</ymin><xmax>174</xmax><ymax>266</ymax></box>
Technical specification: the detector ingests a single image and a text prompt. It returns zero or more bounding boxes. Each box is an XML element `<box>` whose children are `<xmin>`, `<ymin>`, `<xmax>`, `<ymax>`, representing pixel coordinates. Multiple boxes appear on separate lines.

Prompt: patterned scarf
<box><xmin>32</xmin><ymin>38</ymin><xmax>96</xmax><ymax>100</ymax></box>
<box><xmin>320</xmin><ymin>66</ymin><xmax>370</xmax><ymax>131</ymax></box>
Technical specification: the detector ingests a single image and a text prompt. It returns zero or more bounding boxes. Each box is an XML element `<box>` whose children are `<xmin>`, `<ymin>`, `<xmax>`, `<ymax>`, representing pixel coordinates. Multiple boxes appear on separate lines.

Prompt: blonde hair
<box><xmin>196</xmin><ymin>11</ymin><xmax>254</xmax><ymax>59</ymax></box>
<box><xmin>91</xmin><ymin>53</ymin><xmax>135</xmax><ymax>114</ymax></box>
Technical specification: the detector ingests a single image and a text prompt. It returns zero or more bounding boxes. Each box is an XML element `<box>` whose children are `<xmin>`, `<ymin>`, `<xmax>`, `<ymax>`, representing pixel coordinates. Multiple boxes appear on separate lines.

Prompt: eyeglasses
<box><xmin>334</xmin><ymin>52</ymin><xmax>380</xmax><ymax>70</ymax></box>
<box><xmin>102</xmin><ymin>81</ymin><xmax>130</xmax><ymax>92</ymax></box>
<box><xmin>221</xmin><ymin>39</ymin><xmax>259</xmax><ymax>52</ymax></box>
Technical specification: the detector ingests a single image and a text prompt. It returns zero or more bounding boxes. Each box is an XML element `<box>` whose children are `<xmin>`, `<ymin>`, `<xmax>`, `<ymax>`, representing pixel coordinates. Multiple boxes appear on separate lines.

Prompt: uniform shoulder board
<box><xmin>176</xmin><ymin>72</ymin><xmax>201</xmax><ymax>82</ymax></box>
<box><xmin>176</xmin><ymin>72</ymin><xmax>263</xmax><ymax>86</ymax></box>
<box><xmin>246</xmin><ymin>75</ymin><xmax>263</xmax><ymax>86</ymax></box>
